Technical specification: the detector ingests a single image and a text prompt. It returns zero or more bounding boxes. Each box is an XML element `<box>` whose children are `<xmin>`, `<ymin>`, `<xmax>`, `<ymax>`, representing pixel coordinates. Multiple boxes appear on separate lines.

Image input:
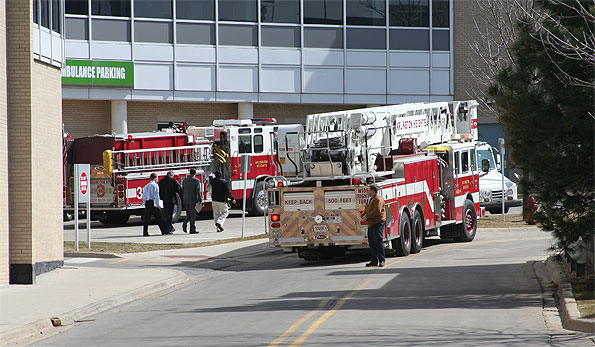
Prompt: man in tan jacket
<box><xmin>364</xmin><ymin>184</ymin><xmax>386</xmax><ymax>267</ymax></box>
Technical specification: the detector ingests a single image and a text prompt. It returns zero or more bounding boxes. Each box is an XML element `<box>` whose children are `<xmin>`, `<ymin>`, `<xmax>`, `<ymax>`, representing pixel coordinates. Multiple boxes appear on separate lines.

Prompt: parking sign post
<box><xmin>74</xmin><ymin>164</ymin><xmax>91</xmax><ymax>251</ymax></box>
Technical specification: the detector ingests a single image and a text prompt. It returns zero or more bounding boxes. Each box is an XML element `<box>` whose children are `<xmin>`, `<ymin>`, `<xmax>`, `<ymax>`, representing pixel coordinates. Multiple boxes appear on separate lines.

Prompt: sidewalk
<box><xmin>1</xmin><ymin>210</ymin><xmax>269</xmax><ymax>346</ymax></box>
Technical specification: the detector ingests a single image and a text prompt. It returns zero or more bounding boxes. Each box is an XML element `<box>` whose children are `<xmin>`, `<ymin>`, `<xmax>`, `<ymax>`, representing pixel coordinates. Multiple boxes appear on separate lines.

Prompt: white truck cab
<box><xmin>477</xmin><ymin>142</ymin><xmax>521</xmax><ymax>214</ymax></box>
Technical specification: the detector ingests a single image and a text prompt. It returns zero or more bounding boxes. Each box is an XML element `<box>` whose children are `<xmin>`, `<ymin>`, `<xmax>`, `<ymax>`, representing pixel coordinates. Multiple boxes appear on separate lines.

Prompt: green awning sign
<box><xmin>62</xmin><ymin>60</ymin><xmax>134</xmax><ymax>87</ymax></box>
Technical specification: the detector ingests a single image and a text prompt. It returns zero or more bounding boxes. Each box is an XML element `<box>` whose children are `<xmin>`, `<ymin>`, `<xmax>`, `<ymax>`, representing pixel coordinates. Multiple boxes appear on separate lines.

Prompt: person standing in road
<box><xmin>182</xmin><ymin>168</ymin><xmax>202</xmax><ymax>234</ymax></box>
<box><xmin>142</xmin><ymin>173</ymin><xmax>169</xmax><ymax>236</ymax></box>
<box><xmin>159</xmin><ymin>171</ymin><xmax>181</xmax><ymax>233</ymax></box>
<box><xmin>364</xmin><ymin>184</ymin><xmax>386</xmax><ymax>267</ymax></box>
<box><xmin>209</xmin><ymin>171</ymin><xmax>236</xmax><ymax>232</ymax></box>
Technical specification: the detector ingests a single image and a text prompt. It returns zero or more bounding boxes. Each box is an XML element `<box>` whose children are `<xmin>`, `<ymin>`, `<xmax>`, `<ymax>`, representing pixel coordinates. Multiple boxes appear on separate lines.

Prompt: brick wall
<box><xmin>31</xmin><ymin>61</ymin><xmax>63</xmax><ymax>265</ymax></box>
<box><xmin>254</xmin><ymin>103</ymin><xmax>367</xmax><ymax>124</ymax></box>
<box><xmin>63</xmin><ymin>99</ymin><xmax>111</xmax><ymax>138</ymax></box>
<box><xmin>0</xmin><ymin>0</ymin><xmax>9</xmax><ymax>285</ymax></box>
<box><xmin>453</xmin><ymin>0</ymin><xmax>499</xmax><ymax>123</ymax></box>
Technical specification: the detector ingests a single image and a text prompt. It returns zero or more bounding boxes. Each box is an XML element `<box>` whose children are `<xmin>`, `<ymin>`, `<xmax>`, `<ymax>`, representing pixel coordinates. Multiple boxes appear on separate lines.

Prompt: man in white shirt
<box><xmin>142</xmin><ymin>173</ymin><xmax>169</xmax><ymax>236</ymax></box>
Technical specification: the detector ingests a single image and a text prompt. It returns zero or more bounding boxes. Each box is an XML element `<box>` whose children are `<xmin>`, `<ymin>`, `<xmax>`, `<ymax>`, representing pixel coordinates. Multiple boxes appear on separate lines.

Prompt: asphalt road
<box><xmin>37</xmin><ymin>230</ymin><xmax>587</xmax><ymax>347</ymax></box>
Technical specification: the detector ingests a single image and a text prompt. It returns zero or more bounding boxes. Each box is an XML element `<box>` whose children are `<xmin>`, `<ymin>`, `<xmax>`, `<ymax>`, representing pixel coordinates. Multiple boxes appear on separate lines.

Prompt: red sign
<box><xmin>96</xmin><ymin>184</ymin><xmax>105</xmax><ymax>197</ymax></box>
<box><xmin>80</xmin><ymin>171</ymin><xmax>88</xmax><ymax>195</ymax></box>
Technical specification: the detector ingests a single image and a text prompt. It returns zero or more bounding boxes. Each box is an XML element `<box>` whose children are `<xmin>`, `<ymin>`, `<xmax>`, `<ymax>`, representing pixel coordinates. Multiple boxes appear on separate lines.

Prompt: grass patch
<box><xmin>64</xmin><ymin>234</ymin><xmax>268</xmax><ymax>254</ymax></box>
<box><xmin>570</xmin><ymin>272</ymin><xmax>595</xmax><ymax>319</ymax></box>
<box><xmin>478</xmin><ymin>213</ymin><xmax>534</xmax><ymax>229</ymax></box>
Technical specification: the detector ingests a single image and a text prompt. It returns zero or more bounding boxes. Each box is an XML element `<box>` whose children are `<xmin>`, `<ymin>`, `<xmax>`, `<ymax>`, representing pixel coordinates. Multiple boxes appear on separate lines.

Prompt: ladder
<box><xmin>110</xmin><ymin>143</ymin><xmax>213</xmax><ymax>174</ymax></box>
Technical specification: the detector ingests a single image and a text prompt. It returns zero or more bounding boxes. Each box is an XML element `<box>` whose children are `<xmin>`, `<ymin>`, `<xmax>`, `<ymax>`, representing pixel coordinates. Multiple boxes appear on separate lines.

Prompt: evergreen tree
<box><xmin>488</xmin><ymin>0</ymin><xmax>594</xmax><ymax>250</ymax></box>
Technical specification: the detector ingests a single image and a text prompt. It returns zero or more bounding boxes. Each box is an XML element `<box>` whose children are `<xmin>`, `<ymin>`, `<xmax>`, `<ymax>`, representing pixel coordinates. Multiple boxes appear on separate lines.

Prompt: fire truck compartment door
<box><xmin>91</xmin><ymin>178</ymin><xmax>114</xmax><ymax>204</ymax></box>
<box><xmin>283</xmin><ymin>192</ymin><xmax>314</xmax><ymax>211</ymax></box>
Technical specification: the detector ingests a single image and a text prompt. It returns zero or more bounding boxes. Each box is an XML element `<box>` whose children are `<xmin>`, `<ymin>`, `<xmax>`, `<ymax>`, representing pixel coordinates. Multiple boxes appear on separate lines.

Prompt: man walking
<box><xmin>142</xmin><ymin>173</ymin><xmax>169</xmax><ymax>236</ymax></box>
<box><xmin>364</xmin><ymin>184</ymin><xmax>386</xmax><ymax>267</ymax></box>
<box><xmin>159</xmin><ymin>171</ymin><xmax>180</xmax><ymax>233</ymax></box>
<box><xmin>209</xmin><ymin>171</ymin><xmax>235</xmax><ymax>232</ymax></box>
<box><xmin>182</xmin><ymin>168</ymin><xmax>202</xmax><ymax>234</ymax></box>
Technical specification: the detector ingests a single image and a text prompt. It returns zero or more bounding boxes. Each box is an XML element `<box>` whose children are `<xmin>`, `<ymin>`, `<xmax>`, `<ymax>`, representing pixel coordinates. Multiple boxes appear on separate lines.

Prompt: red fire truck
<box><xmin>267</xmin><ymin>101</ymin><xmax>484</xmax><ymax>260</ymax></box>
<box><xmin>63</xmin><ymin>120</ymin><xmax>303</xmax><ymax>224</ymax></box>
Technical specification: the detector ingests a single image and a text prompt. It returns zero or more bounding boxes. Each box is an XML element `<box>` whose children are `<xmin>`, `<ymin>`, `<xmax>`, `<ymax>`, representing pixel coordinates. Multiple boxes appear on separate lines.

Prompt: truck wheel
<box><xmin>392</xmin><ymin>211</ymin><xmax>412</xmax><ymax>256</ymax></box>
<box><xmin>410</xmin><ymin>209</ymin><xmax>424</xmax><ymax>253</ymax></box>
<box><xmin>171</xmin><ymin>193</ymin><xmax>182</xmax><ymax>223</ymax></box>
<box><xmin>249</xmin><ymin>181</ymin><xmax>267</xmax><ymax>216</ymax></box>
<box><xmin>99</xmin><ymin>212</ymin><xmax>130</xmax><ymax>226</ymax></box>
<box><xmin>454</xmin><ymin>200</ymin><xmax>477</xmax><ymax>242</ymax></box>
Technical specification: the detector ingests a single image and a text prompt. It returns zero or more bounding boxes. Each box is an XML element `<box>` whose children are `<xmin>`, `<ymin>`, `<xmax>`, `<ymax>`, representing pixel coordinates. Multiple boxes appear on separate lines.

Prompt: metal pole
<box><xmin>501</xmin><ymin>150</ymin><xmax>505</xmax><ymax>222</ymax></box>
<box><xmin>87</xmin><ymin>199</ymin><xmax>91</xmax><ymax>248</ymax></box>
<box><xmin>74</xmin><ymin>165</ymin><xmax>79</xmax><ymax>252</ymax></box>
<box><xmin>241</xmin><ymin>155</ymin><xmax>248</xmax><ymax>238</ymax></box>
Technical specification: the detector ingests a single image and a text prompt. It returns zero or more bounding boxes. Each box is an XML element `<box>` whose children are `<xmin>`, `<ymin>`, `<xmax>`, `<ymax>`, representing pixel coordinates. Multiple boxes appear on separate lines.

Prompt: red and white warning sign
<box><xmin>80</xmin><ymin>171</ymin><xmax>89</xmax><ymax>196</ymax></box>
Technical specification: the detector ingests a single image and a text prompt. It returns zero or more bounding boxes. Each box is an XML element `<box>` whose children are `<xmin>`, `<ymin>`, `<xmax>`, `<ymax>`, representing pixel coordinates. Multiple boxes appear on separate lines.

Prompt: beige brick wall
<box><xmin>7</xmin><ymin>0</ymin><xmax>34</xmax><ymax>268</ymax></box>
<box><xmin>63</xmin><ymin>99</ymin><xmax>111</xmax><ymax>138</ymax></box>
<box><xmin>0</xmin><ymin>0</ymin><xmax>9</xmax><ymax>285</ymax></box>
<box><xmin>31</xmin><ymin>61</ymin><xmax>63</xmax><ymax>264</ymax></box>
<box><xmin>254</xmin><ymin>103</ymin><xmax>367</xmax><ymax>124</ymax></box>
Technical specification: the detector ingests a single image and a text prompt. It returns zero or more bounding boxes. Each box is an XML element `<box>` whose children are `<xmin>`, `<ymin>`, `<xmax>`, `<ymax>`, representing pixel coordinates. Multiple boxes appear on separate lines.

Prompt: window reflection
<box><xmin>389</xmin><ymin>0</ymin><xmax>429</xmax><ymax>27</ymax></box>
<box><xmin>219</xmin><ymin>0</ymin><xmax>257</xmax><ymax>22</ymax></box>
<box><xmin>177</xmin><ymin>0</ymin><xmax>214</xmax><ymax>20</ymax></box>
<box><xmin>134</xmin><ymin>0</ymin><xmax>172</xmax><ymax>19</ymax></box>
<box><xmin>304</xmin><ymin>0</ymin><xmax>343</xmax><ymax>25</ymax></box>
<box><xmin>346</xmin><ymin>0</ymin><xmax>386</xmax><ymax>26</ymax></box>
<box><xmin>65</xmin><ymin>0</ymin><xmax>88</xmax><ymax>15</ymax></box>
<box><xmin>92</xmin><ymin>0</ymin><xmax>130</xmax><ymax>17</ymax></box>
<box><xmin>261</xmin><ymin>0</ymin><xmax>299</xmax><ymax>23</ymax></box>
<box><xmin>432</xmin><ymin>0</ymin><xmax>449</xmax><ymax>27</ymax></box>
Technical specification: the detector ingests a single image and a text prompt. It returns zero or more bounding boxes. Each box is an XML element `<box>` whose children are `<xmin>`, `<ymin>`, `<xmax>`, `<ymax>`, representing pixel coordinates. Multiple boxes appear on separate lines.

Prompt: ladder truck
<box><xmin>266</xmin><ymin>101</ymin><xmax>484</xmax><ymax>261</ymax></box>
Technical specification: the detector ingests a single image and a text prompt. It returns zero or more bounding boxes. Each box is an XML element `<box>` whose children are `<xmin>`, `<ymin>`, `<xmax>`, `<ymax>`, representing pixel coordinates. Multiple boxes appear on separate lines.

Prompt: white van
<box><xmin>477</xmin><ymin>142</ymin><xmax>522</xmax><ymax>214</ymax></box>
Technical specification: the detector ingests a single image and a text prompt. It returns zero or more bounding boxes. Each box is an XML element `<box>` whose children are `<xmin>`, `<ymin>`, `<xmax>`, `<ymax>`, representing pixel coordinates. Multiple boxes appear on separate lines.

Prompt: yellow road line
<box><xmin>290</xmin><ymin>279</ymin><xmax>371</xmax><ymax>347</ymax></box>
<box><xmin>109</xmin><ymin>258</ymin><xmax>128</xmax><ymax>265</ymax></box>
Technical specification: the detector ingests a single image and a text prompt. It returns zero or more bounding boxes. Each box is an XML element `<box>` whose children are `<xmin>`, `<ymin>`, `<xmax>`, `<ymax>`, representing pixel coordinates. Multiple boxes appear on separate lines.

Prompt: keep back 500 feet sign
<box><xmin>62</xmin><ymin>59</ymin><xmax>134</xmax><ymax>87</ymax></box>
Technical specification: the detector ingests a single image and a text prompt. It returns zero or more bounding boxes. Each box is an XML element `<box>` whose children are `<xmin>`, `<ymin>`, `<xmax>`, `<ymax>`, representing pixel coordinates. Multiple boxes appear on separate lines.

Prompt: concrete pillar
<box><xmin>111</xmin><ymin>100</ymin><xmax>128</xmax><ymax>134</ymax></box>
<box><xmin>238</xmin><ymin>102</ymin><xmax>253</xmax><ymax>120</ymax></box>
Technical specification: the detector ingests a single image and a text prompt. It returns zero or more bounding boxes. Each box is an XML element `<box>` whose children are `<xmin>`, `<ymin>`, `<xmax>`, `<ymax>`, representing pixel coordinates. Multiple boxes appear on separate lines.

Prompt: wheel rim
<box><xmin>465</xmin><ymin>209</ymin><xmax>474</xmax><ymax>233</ymax></box>
<box><xmin>403</xmin><ymin>222</ymin><xmax>410</xmax><ymax>246</ymax></box>
<box><xmin>256</xmin><ymin>190</ymin><xmax>267</xmax><ymax>210</ymax></box>
<box><xmin>415</xmin><ymin>218</ymin><xmax>422</xmax><ymax>244</ymax></box>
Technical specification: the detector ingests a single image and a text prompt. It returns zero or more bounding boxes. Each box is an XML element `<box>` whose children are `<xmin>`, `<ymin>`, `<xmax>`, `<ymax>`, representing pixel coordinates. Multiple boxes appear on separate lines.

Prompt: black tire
<box><xmin>171</xmin><ymin>193</ymin><xmax>182</xmax><ymax>223</ymax></box>
<box><xmin>99</xmin><ymin>212</ymin><xmax>130</xmax><ymax>226</ymax></box>
<box><xmin>249</xmin><ymin>181</ymin><xmax>267</xmax><ymax>216</ymax></box>
<box><xmin>487</xmin><ymin>206</ymin><xmax>510</xmax><ymax>214</ymax></box>
<box><xmin>410</xmin><ymin>209</ymin><xmax>425</xmax><ymax>253</ymax></box>
<box><xmin>392</xmin><ymin>211</ymin><xmax>412</xmax><ymax>256</ymax></box>
<box><xmin>454</xmin><ymin>200</ymin><xmax>477</xmax><ymax>242</ymax></box>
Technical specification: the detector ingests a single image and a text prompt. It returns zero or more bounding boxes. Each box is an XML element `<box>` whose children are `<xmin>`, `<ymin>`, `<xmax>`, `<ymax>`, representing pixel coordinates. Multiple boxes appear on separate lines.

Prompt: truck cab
<box><xmin>477</xmin><ymin>142</ymin><xmax>521</xmax><ymax>214</ymax></box>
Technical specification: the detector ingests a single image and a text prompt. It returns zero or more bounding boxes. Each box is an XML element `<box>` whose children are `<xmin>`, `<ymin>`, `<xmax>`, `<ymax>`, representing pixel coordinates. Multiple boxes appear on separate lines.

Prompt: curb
<box><xmin>64</xmin><ymin>252</ymin><xmax>120</xmax><ymax>258</ymax></box>
<box><xmin>1</xmin><ymin>269</ymin><xmax>188</xmax><ymax>346</ymax></box>
<box><xmin>546</xmin><ymin>256</ymin><xmax>595</xmax><ymax>333</ymax></box>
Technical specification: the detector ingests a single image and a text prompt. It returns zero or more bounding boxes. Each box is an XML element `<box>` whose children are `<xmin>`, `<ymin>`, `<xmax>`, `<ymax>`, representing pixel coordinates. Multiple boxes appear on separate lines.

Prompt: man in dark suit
<box><xmin>159</xmin><ymin>171</ymin><xmax>180</xmax><ymax>233</ymax></box>
<box><xmin>209</xmin><ymin>171</ymin><xmax>235</xmax><ymax>232</ymax></box>
<box><xmin>182</xmin><ymin>168</ymin><xmax>202</xmax><ymax>234</ymax></box>
<box><xmin>364</xmin><ymin>184</ymin><xmax>386</xmax><ymax>267</ymax></box>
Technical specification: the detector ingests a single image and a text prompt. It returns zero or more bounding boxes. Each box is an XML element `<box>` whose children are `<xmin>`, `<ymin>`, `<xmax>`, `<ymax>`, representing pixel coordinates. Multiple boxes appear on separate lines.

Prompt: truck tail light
<box><xmin>117</xmin><ymin>184</ymin><xmax>125</xmax><ymax>198</ymax></box>
<box><xmin>271</xmin><ymin>222</ymin><xmax>281</xmax><ymax>228</ymax></box>
<box><xmin>360</xmin><ymin>220</ymin><xmax>366</xmax><ymax>225</ymax></box>
<box><xmin>277</xmin><ymin>181</ymin><xmax>284</xmax><ymax>187</ymax></box>
<box><xmin>353</xmin><ymin>178</ymin><xmax>361</xmax><ymax>185</ymax></box>
<box><xmin>271</xmin><ymin>214</ymin><xmax>280</xmax><ymax>222</ymax></box>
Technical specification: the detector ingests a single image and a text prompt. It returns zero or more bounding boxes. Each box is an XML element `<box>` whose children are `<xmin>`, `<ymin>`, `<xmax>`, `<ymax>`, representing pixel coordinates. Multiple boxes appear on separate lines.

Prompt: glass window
<box><xmin>66</xmin><ymin>0</ymin><xmax>88</xmax><ymax>15</ymax></box>
<box><xmin>52</xmin><ymin>0</ymin><xmax>61</xmax><ymax>32</ymax></box>
<box><xmin>238</xmin><ymin>128</ymin><xmax>251</xmax><ymax>134</ymax></box>
<box><xmin>471</xmin><ymin>148</ymin><xmax>476</xmax><ymax>171</ymax></box>
<box><xmin>134</xmin><ymin>0</ymin><xmax>171</xmax><ymax>19</ymax></box>
<box><xmin>65</xmin><ymin>18</ymin><xmax>88</xmax><ymax>39</ymax></box>
<box><xmin>41</xmin><ymin>0</ymin><xmax>49</xmax><ymax>28</ymax></box>
<box><xmin>477</xmin><ymin>149</ymin><xmax>494</xmax><ymax>169</ymax></box>
<box><xmin>454</xmin><ymin>151</ymin><xmax>460</xmax><ymax>175</ymax></box>
<box><xmin>346</xmin><ymin>0</ymin><xmax>385</xmax><ymax>26</ymax></box>
<box><xmin>389</xmin><ymin>0</ymin><xmax>429</xmax><ymax>27</ymax></box>
<box><xmin>93</xmin><ymin>19</ymin><xmax>130</xmax><ymax>41</ymax></box>
<box><xmin>261</xmin><ymin>0</ymin><xmax>299</xmax><ymax>23</ymax></box>
<box><xmin>218</xmin><ymin>0</ymin><xmax>257</xmax><ymax>22</ymax></box>
<box><xmin>261</xmin><ymin>26</ymin><xmax>300</xmax><ymax>48</ymax></box>
<box><xmin>347</xmin><ymin>28</ymin><xmax>385</xmax><ymax>49</ymax></box>
<box><xmin>219</xmin><ymin>24</ymin><xmax>257</xmax><ymax>46</ymax></box>
<box><xmin>432</xmin><ymin>30</ymin><xmax>449</xmax><ymax>50</ymax></box>
<box><xmin>254</xmin><ymin>135</ymin><xmax>263</xmax><ymax>153</ymax></box>
<box><xmin>176</xmin><ymin>0</ymin><xmax>214</xmax><ymax>20</ymax></box>
<box><xmin>432</xmin><ymin>0</ymin><xmax>449</xmax><ymax>27</ymax></box>
<box><xmin>33</xmin><ymin>0</ymin><xmax>39</xmax><ymax>24</ymax></box>
<box><xmin>135</xmin><ymin>21</ymin><xmax>172</xmax><ymax>43</ymax></box>
<box><xmin>177</xmin><ymin>23</ymin><xmax>214</xmax><ymax>45</ymax></box>
<box><xmin>389</xmin><ymin>29</ymin><xmax>429</xmax><ymax>50</ymax></box>
<box><xmin>461</xmin><ymin>151</ymin><xmax>469</xmax><ymax>173</ymax></box>
<box><xmin>238</xmin><ymin>135</ymin><xmax>252</xmax><ymax>153</ymax></box>
<box><xmin>92</xmin><ymin>0</ymin><xmax>130</xmax><ymax>17</ymax></box>
<box><xmin>304</xmin><ymin>27</ymin><xmax>343</xmax><ymax>49</ymax></box>
<box><xmin>254</xmin><ymin>128</ymin><xmax>262</xmax><ymax>133</ymax></box>
<box><xmin>304</xmin><ymin>0</ymin><xmax>342</xmax><ymax>25</ymax></box>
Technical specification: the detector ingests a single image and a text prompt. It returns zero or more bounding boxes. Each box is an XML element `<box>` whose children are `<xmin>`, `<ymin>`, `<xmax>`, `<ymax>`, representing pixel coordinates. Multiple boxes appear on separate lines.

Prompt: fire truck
<box><xmin>63</xmin><ymin>120</ymin><xmax>303</xmax><ymax>224</ymax></box>
<box><xmin>266</xmin><ymin>101</ymin><xmax>484</xmax><ymax>260</ymax></box>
